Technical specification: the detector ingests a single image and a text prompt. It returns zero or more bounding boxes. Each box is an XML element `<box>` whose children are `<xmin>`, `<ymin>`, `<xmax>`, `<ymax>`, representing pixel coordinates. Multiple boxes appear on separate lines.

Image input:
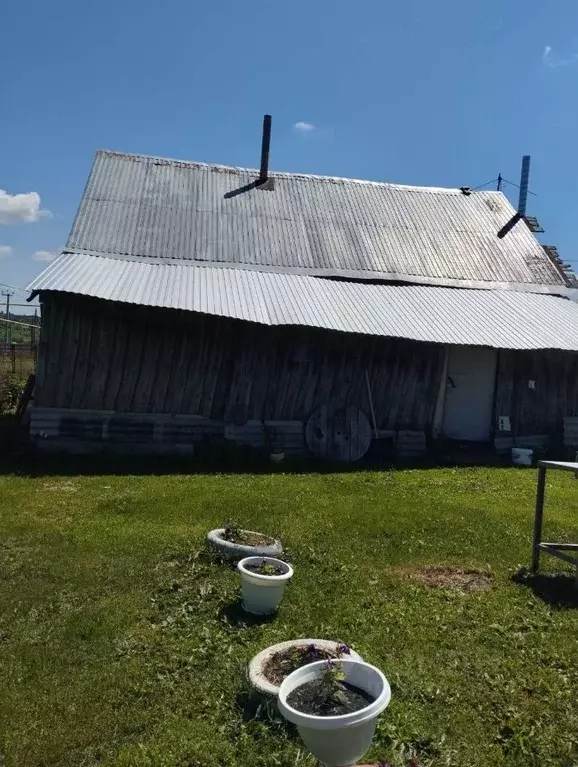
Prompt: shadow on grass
<box><xmin>236</xmin><ymin>687</ymin><xmax>276</xmax><ymax>722</ymax></box>
<box><xmin>235</xmin><ymin>686</ymin><xmax>298</xmax><ymax>740</ymax></box>
<box><xmin>219</xmin><ymin>599</ymin><xmax>277</xmax><ymax>628</ymax></box>
<box><xmin>0</xmin><ymin>450</ymin><xmax>396</xmax><ymax>477</ymax></box>
<box><xmin>512</xmin><ymin>568</ymin><xmax>578</xmax><ymax>608</ymax></box>
<box><xmin>0</xmin><ymin>448</ymin><xmax>511</xmax><ymax>478</ymax></box>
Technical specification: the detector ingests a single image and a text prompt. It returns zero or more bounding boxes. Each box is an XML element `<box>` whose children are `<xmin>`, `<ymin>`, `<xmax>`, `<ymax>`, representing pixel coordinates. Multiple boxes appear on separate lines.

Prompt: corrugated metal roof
<box><xmin>29</xmin><ymin>253</ymin><xmax>578</xmax><ymax>351</ymax></box>
<box><xmin>65</xmin><ymin>150</ymin><xmax>566</xmax><ymax>292</ymax></box>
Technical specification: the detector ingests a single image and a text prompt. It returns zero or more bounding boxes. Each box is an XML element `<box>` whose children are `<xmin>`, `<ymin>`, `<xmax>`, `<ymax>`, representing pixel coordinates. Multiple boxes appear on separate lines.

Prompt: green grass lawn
<box><xmin>1</xmin><ymin>467</ymin><xmax>577</xmax><ymax>766</ymax></box>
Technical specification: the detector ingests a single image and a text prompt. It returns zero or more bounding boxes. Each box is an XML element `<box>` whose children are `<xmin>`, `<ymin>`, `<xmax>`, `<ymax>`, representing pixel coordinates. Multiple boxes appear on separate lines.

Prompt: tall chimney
<box><xmin>518</xmin><ymin>155</ymin><xmax>530</xmax><ymax>216</ymax></box>
<box><xmin>259</xmin><ymin>114</ymin><xmax>272</xmax><ymax>184</ymax></box>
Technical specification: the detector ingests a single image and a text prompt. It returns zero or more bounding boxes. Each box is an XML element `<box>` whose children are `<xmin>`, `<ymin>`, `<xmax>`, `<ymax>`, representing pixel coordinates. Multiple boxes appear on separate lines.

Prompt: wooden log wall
<box><xmin>36</xmin><ymin>294</ymin><xmax>446</xmax><ymax>431</ymax></box>
<box><xmin>494</xmin><ymin>349</ymin><xmax>578</xmax><ymax>439</ymax></box>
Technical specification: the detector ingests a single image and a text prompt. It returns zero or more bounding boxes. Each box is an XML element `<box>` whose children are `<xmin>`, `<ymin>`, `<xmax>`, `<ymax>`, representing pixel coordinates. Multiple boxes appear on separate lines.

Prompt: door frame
<box><xmin>433</xmin><ymin>345</ymin><xmax>500</xmax><ymax>442</ymax></box>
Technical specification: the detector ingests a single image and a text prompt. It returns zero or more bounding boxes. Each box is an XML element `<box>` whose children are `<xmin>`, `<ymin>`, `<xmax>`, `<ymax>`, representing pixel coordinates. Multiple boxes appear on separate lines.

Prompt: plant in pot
<box><xmin>249</xmin><ymin>639</ymin><xmax>363</xmax><ymax>697</ymax></box>
<box><xmin>278</xmin><ymin>658</ymin><xmax>391</xmax><ymax>767</ymax></box>
<box><xmin>207</xmin><ymin>521</ymin><xmax>283</xmax><ymax>561</ymax></box>
<box><xmin>237</xmin><ymin>556</ymin><xmax>293</xmax><ymax>615</ymax></box>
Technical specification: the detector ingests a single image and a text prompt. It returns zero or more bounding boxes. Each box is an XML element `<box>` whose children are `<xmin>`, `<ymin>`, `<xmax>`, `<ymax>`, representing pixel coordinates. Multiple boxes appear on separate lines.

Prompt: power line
<box><xmin>0</xmin><ymin>317</ymin><xmax>40</xmax><ymax>329</ymax></box>
<box><xmin>1</xmin><ymin>290</ymin><xmax>13</xmax><ymax>344</ymax></box>
<box><xmin>0</xmin><ymin>281</ymin><xmax>32</xmax><ymax>296</ymax></box>
<box><xmin>500</xmin><ymin>177</ymin><xmax>538</xmax><ymax>197</ymax></box>
<box><xmin>469</xmin><ymin>175</ymin><xmax>538</xmax><ymax>197</ymax></box>
<box><xmin>470</xmin><ymin>178</ymin><xmax>500</xmax><ymax>192</ymax></box>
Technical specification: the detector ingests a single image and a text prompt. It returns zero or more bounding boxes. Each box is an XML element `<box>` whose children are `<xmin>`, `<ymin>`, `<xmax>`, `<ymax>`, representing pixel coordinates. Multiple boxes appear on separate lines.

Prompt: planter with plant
<box><xmin>207</xmin><ymin>521</ymin><xmax>283</xmax><ymax>560</ymax></box>
<box><xmin>237</xmin><ymin>556</ymin><xmax>293</xmax><ymax>615</ymax></box>
<box><xmin>249</xmin><ymin>639</ymin><xmax>363</xmax><ymax>697</ymax></box>
<box><xmin>278</xmin><ymin>658</ymin><xmax>391</xmax><ymax>767</ymax></box>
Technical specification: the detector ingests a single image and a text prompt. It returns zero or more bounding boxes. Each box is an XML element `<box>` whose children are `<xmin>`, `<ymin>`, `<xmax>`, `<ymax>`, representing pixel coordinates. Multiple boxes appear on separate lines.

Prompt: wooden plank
<box><xmin>300</xmin><ymin>333</ymin><xmax>321</xmax><ymax>419</ymax></box>
<box><xmin>34</xmin><ymin>298</ymin><xmax>50</xmax><ymax>405</ymax></box>
<box><xmin>186</xmin><ymin>315</ymin><xmax>213</xmax><ymax>415</ymax></box>
<box><xmin>177</xmin><ymin>317</ymin><xmax>206</xmax><ymax>414</ymax></box>
<box><xmin>205</xmin><ymin>320</ymin><xmax>235</xmax><ymax>418</ymax></box>
<box><xmin>150</xmin><ymin>324</ymin><xmax>177</xmax><ymax>413</ymax></box>
<box><xmin>167</xmin><ymin>329</ymin><xmax>191</xmax><ymax>415</ymax></box>
<box><xmin>223</xmin><ymin>325</ymin><xmax>252</xmax><ymax>422</ymax></box>
<box><xmin>247</xmin><ymin>326</ymin><xmax>274</xmax><ymax>420</ymax></box>
<box><xmin>273</xmin><ymin>343</ymin><xmax>294</xmax><ymax>419</ymax></box>
<box><xmin>86</xmin><ymin>312</ymin><xmax>116</xmax><ymax>411</ymax></box>
<box><xmin>69</xmin><ymin>308</ymin><xmax>95</xmax><ymax>409</ymax></box>
<box><xmin>42</xmin><ymin>299</ymin><xmax>67</xmax><ymax>407</ymax></box>
<box><xmin>104</xmin><ymin>315</ymin><xmax>129</xmax><ymax>411</ymax></box>
<box><xmin>116</xmin><ymin>322</ymin><xmax>146</xmax><ymax>412</ymax></box>
<box><xmin>54</xmin><ymin>301</ymin><xmax>77</xmax><ymax>407</ymax></box>
<box><xmin>132</xmin><ymin>324</ymin><xmax>163</xmax><ymax>413</ymax></box>
<box><xmin>139</xmin><ymin>326</ymin><xmax>163</xmax><ymax>413</ymax></box>
<box><xmin>278</xmin><ymin>332</ymin><xmax>302</xmax><ymax>419</ymax></box>
<box><xmin>263</xmin><ymin>330</ymin><xmax>288</xmax><ymax>420</ymax></box>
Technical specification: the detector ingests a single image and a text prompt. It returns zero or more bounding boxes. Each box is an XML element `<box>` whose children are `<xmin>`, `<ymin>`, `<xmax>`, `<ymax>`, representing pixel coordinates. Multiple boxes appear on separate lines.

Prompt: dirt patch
<box><xmin>410</xmin><ymin>566</ymin><xmax>492</xmax><ymax>592</ymax></box>
<box><xmin>244</xmin><ymin>560</ymin><xmax>286</xmax><ymax>576</ymax></box>
<box><xmin>287</xmin><ymin>678</ymin><xmax>374</xmax><ymax>716</ymax></box>
<box><xmin>219</xmin><ymin>526</ymin><xmax>274</xmax><ymax>547</ymax></box>
<box><xmin>264</xmin><ymin>644</ymin><xmax>346</xmax><ymax>686</ymax></box>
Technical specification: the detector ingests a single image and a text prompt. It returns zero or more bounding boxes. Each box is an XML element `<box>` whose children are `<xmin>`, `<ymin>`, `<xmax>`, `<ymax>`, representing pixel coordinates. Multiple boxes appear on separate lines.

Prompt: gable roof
<box><xmin>65</xmin><ymin>150</ymin><xmax>567</xmax><ymax>293</ymax></box>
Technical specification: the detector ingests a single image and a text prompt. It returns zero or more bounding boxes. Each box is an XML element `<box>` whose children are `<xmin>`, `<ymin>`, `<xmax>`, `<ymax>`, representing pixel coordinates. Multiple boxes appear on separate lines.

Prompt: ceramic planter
<box><xmin>248</xmin><ymin>638</ymin><xmax>363</xmax><ymax>697</ymax></box>
<box><xmin>207</xmin><ymin>528</ymin><xmax>282</xmax><ymax>561</ymax></box>
<box><xmin>237</xmin><ymin>556</ymin><xmax>293</xmax><ymax>615</ymax></box>
<box><xmin>277</xmin><ymin>659</ymin><xmax>391</xmax><ymax>767</ymax></box>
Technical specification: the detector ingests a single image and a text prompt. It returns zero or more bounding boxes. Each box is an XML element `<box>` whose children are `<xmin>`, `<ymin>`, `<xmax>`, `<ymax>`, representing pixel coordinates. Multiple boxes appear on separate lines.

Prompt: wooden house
<box><xmin>27</xmin><ymin>142</ymin><xmax>578</xmax><ymax>460</ymax></box>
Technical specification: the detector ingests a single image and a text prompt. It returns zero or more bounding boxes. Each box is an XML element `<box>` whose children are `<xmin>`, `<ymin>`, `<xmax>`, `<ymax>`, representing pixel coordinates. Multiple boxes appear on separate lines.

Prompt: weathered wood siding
<box><xmin>494</xmin><ymin>349</ymin><xmax>578</xmax><ymax>440</ymax></box>
<box><xmin>36</xmin><ymin>294</ymin><xmax>445</xmax><ymax>431</ymax></box>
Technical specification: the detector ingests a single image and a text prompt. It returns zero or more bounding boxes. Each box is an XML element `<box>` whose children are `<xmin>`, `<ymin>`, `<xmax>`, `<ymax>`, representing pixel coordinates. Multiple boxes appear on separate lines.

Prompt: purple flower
<box><xmin>336</xmin><ymin>643</ymin><xmax>351</xmax><ymax>655</ymax></box>
<box><xmin>377</xmin><ymin>762</ymin><xmax>392</xmax><ymax>767</ymax></box>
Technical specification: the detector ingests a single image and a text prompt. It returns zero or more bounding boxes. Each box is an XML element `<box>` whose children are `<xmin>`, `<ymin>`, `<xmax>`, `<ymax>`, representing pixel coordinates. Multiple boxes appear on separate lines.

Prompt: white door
<box><xmin>442</xmin><ymin>346</ymin><xmax>497</xmax><ymax>441</ymax></box>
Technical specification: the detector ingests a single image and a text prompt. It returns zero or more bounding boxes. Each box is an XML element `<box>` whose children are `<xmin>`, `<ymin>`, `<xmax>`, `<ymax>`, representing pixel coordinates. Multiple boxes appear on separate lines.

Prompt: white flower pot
<box><xmin>237</xmin><ymin>556</ymin><xmax>293</xmax><ymax>615</ymax></box>
<box><xmin>277</xmin><ymin>659</ymin><xmax>391</xmax><ymax>767</ymax></box>
<box><xmin>207</xmin><ymin>528</ymin><xmax>282</xmax><ymax>561</ymax></box>
<box><xmin>248</xmin><ymin>639</ymin><xmax>363</xmax><ymax>697</ymax></box>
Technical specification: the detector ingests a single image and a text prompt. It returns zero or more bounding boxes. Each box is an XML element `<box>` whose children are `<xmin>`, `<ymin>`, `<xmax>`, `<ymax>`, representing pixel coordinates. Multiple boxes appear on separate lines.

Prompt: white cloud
<box><xmin>294</xmin><ymin>121</ymin><xmax>315</xmax><ymax>133</ymax></box>
<box><xmin>542</xmin><ymin>44</ymin><xmax>578</xmax><ymax>69</ymax></box>
<box><xmin>0</xmin><ymin>245</ymin><xmax>13</xmax><ymax>258</ymax></box>
<box><xmin>32</xmin><ymin>250</ymin><xmax>58</xmax><ymax>262</ymax></box>
<box><xmin>0</xmin><ymin>189</ymin><xmax>51</xmax><ymax>224</ymax></box>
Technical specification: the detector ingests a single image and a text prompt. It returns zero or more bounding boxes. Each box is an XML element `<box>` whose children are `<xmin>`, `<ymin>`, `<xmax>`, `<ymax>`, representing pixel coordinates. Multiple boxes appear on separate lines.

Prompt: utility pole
<box><xmin>1</xmin><ymin>290</ymin><xmax>13</xmax><ymax>346</ymax></box>
<box><xmin>497</xmin><ymin>174</ymin><xmax>503</xmax><ymax>192</ymax></box>
<box><xmin>33</xmin><ymin>308</ymin><xmax>38</xmax><ymax>346</ymax></box>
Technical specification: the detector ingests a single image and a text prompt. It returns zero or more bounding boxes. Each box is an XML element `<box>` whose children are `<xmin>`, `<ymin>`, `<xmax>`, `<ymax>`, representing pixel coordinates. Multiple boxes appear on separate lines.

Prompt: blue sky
<box><xmin>2</xmin><ymin>0</ymin><xmax>578</xmax><ymax>312</ymax></box>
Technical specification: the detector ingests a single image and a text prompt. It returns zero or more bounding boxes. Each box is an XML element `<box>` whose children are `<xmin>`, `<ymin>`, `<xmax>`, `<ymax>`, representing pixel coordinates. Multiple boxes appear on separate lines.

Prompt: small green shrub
<box><xmin>0</xmin><ymin>373</ymin><xmax>27</xmax><ymax>415</ymax></box>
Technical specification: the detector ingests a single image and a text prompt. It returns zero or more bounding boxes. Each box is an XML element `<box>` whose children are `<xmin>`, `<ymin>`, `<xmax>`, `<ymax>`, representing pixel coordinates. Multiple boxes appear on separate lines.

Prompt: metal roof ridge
<box><xmin>60</xmin><ymin>249</ymin><xmax>573</xmax><ymax>297</ymax></box>
<box><xmin>94</xmin><ymin>149</ymin><xmax>485</xmax><ymax>195</ymax></box>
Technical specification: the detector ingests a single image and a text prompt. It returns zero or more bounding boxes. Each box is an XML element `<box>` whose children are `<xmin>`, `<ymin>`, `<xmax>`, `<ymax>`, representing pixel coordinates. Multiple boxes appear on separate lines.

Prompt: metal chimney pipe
<box><xmin>518</xmin><ymin>155</ymin><xmax>530</xmax><ymax>216</ymax></box>
<box><xmin>259</xmin><ymin>114</ymin><xmax>272</xmax><ymax>183</ymax></box>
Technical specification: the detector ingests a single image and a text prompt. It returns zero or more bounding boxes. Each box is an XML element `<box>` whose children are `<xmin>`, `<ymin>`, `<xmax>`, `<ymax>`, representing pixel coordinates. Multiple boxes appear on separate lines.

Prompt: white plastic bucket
<box><xmin>278</xmin><ymin>659</ymin><xmax>391</xmax><ymax>767</ymax></box>
<box><xmin>512</xmin><ymin>447</ymin><xmax>533</xmax><ymax>466</ymax></box>
<box><xmin>237</xmin><ymin>556</ymin><xmax>293</xmax><ymax>615</ymax></box>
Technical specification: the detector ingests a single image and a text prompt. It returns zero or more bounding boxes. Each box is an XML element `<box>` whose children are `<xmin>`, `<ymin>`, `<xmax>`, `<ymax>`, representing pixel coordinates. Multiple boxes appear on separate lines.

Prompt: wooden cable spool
<box><xmin>305</xmin><ymin>404</ymin><xmax>372</xmax><ymax>462</ymax></box>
